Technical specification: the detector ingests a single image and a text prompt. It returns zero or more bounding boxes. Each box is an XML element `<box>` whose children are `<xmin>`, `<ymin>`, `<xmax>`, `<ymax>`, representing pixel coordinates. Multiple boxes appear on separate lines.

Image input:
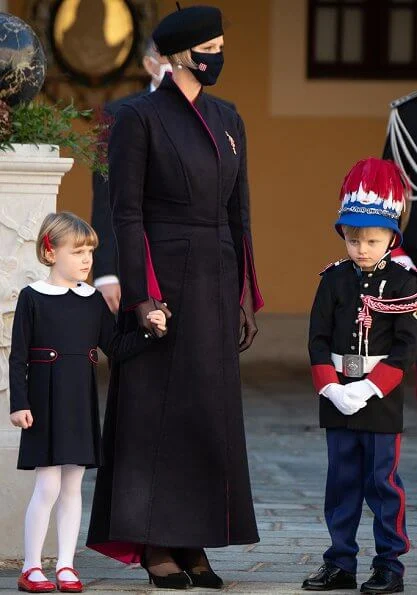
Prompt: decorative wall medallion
<box><xmin>24</xmin><ymin>0</ymin><xmax>159</xmax><ymax>109</ymax></box>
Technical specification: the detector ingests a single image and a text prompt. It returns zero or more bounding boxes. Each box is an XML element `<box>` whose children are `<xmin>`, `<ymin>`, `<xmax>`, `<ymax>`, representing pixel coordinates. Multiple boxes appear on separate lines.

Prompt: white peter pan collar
<box><xmin>29</xmin><ymin>280</ymin><xmax>96</xmax><ymax>297</ymax></box>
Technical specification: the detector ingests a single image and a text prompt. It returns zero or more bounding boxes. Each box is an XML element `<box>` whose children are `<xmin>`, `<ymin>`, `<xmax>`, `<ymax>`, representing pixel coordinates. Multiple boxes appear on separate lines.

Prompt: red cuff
<box><xmin>367</xmin><ymin>362</ymin><xmax>403</xmax><ymax>396</ymax></box>
<box><xmin>311</xmin><ymin>364</ymin><xmax>339</xmax><ymax>393</ymax></box>
<box><xmin>240</xmin><ymin>235</ymin><xmax>264</xmax><ymax>312</ymax></box>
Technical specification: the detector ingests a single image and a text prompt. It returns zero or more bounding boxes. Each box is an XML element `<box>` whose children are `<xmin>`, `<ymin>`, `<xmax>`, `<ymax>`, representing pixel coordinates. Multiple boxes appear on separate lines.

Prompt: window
<box><xmin>308</xmin><ymin>0</ymin><xmax>417</xmax><ymax>79</ymax></box>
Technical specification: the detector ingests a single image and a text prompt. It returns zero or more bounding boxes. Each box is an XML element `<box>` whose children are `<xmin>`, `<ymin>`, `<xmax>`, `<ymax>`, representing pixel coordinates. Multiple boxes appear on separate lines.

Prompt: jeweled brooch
<box><xmin>225</xmin><ymin>130</ymin><xmax>237</xmax><ymax>155</ymax></box>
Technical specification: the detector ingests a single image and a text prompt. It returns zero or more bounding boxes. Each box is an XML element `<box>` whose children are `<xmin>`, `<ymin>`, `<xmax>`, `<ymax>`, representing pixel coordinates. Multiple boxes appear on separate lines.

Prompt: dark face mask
<box><xmin>190</xmin><ymin>50</ymin><xmax>224</xmax><ymax>86</ymax></box>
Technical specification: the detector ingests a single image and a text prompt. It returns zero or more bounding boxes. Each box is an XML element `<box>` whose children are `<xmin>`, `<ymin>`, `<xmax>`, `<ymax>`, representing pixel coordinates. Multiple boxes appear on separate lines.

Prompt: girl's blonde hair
<box><xmin>36</xmin><ymin>212</ymin><xmax>98</xmax><ymax>267</ymax></box>
<box><xmin>167</xmin><ymin>49</ymin><xmax>197</xmax><ymax>69</ymax></box>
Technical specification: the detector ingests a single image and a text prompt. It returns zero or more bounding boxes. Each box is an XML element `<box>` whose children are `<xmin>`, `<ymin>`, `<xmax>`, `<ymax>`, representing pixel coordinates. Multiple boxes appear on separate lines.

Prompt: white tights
<box><xmin>22</xmin><ymin>465</ymin><xmax>85</xmax><ymax>583</ymax></box>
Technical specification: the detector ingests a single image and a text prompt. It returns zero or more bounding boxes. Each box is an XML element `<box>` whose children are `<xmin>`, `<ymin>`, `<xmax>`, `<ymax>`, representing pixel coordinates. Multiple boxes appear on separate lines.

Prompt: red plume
<box><xmin>340</xmin><ymin>157</ymin><xmax>410</xmax><ymax>206</ymax></box>
<box><xmin>43</xmin><ymin>234</ymin><xmax>52</xmax><ymax>252</ymax></box>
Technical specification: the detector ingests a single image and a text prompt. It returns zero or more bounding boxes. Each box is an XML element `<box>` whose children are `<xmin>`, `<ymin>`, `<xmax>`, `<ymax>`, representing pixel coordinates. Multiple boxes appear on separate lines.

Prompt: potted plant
<box><xmin>0</xmin><ymin>99</ymin><xmax>109</xmax><ymax>178</ymax></box>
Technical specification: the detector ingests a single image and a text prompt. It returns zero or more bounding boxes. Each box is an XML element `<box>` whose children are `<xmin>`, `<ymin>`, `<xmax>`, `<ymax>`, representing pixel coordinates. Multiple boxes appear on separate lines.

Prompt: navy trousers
<box><xmin>324</xmin><ymin>428</ymin><xmax>409</xmax><ymax>576</ymax></box>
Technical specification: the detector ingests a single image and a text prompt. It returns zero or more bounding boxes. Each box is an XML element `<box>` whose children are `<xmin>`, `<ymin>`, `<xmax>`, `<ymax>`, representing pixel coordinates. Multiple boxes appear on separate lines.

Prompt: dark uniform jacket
<box><xmin>92</xmin><ymin>90</ymin><xmax>149</xmax><ymax>281</ymax></box>
<box><xmin>309</xmin><ymin>255</ymin><xmax>417</xmax><ymax>433</ymax></box>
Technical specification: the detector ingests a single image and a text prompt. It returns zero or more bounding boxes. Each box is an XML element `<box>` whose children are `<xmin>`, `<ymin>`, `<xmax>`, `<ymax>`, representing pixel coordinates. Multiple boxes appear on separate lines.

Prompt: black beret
<box><xmin>152</xmin><ymin>5</ymin><xmax>223</xmax><ymax>56</ymax></box>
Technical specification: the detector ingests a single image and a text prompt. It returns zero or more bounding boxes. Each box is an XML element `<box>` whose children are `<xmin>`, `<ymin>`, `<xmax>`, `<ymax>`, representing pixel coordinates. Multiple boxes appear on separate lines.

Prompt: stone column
<box><xmin>0</xmin><ymin>144</ymin><xmax>73</xmax><ymax>559</ymax></box>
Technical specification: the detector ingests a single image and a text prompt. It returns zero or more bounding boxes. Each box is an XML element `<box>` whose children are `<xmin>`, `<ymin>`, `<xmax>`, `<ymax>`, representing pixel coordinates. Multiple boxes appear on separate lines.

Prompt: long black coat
<box><xmin>9</xmin><ymin>282</ymin><xmax>152</xmax><ymax>470</ymax></box>
<box><xmin>309</xmin><ymin>256</ymin><xmax>417</xmax><ymax>433</ymax></box>
<box><xmin>91</xmin><ymin>87</ymin><xmax>236</xmax><ymax>281</ymax></box>
<box><xmin>87</xmin><ymin>74</ymin><xmax>263</xmax><ymax>561</ymax></box>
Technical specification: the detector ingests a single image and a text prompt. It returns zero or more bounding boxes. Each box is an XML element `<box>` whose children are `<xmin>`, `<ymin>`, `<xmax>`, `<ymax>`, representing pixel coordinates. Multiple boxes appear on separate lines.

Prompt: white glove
<box><xmin>343</xmin><ymin>380</ymin><xmax>377</xmax><ymax>402</ymax></box>
<box><xmin>321</xmin><ymin>383</ymin><xmax>368</xmax><ymax>415</ymax></box>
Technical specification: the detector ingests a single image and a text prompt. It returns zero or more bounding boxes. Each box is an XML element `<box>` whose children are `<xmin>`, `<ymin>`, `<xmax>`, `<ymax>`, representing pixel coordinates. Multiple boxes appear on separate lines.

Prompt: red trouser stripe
<box><xmin>388</xmin><ymin>434</ymin><xmax>410</xmax><ymax>554</ymax></box>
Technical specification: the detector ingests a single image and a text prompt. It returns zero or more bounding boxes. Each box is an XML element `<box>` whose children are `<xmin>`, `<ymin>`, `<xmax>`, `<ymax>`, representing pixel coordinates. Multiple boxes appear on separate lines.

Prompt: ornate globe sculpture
<box><xmin>0</xmin><ymin>13</ymin><xmax>46</xmax><ymax>107</ymax></box>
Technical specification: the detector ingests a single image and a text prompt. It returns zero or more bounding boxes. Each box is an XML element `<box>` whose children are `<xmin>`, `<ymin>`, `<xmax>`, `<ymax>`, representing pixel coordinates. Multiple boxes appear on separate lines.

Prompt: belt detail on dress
<box><xmin>28</xmin><ymin>347</ymin><xmax>98</xmax><ymax>364</ymax></box>
<box><xmin>331</xmin><ymin>353</ymin><xmax>388</xmax><ymax>376</ymax></box>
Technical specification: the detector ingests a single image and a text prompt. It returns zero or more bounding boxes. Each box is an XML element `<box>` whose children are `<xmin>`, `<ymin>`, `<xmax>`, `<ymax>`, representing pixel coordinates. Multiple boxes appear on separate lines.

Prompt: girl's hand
<box><xmin>10</xmin><ymin>410</ymin><xmax>33</xmax><ymax>429</ymax></box>
<box><xmin>134</xmin><ymin>299</ymin><xmax>172</xmax><ymax>338</ymax></box>
<box><xmin>147</xmin><ymin>309</ymin><xmax>167</xmax><ymax>332</ymax></box>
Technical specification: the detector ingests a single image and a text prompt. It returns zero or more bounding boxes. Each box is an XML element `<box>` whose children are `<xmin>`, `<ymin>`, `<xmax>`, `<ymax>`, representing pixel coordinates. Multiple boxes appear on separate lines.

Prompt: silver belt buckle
<box><xmin>342</xmin><ymin>354</ymin><xmax>364</xmax><ymax>378</ymax></box>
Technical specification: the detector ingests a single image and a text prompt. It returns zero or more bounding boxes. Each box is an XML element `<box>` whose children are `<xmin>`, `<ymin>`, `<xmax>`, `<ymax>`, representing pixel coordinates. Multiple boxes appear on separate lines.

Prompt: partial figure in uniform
<box><xmin>383</xmin><ymin>91</ymin><xmax>417</xmax><ymax>270</ymax></box>
<box><xmin>383</xmin><ymin>94</ymin><xmax>417</xmax><ymax>404</ymax></box>
<box><xmin>92</xmin><ymin>38</ymin><xmax>172</xmax><ymax>313</ymax></box>
<box><xmin>87</xmin><ymin>4</ymin><xmax>264</xmax><ymax>591</ymax></box>
<box><xmin>10</xmin><ymin>212</ymin><xmax>166</xmax><ymax>594</ymax></box>
<box><xmin>302</xmin><ymin>158</ymin><xmax>417</xmax><ymax>594</ymax></box>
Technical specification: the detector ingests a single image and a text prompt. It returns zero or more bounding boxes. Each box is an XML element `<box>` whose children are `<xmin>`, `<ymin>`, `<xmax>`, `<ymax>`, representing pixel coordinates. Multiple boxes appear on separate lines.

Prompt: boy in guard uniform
<box><xmin>302</xmin><ymin>158</ymin><xmax>417</xmax><ymax>594</ymax></box>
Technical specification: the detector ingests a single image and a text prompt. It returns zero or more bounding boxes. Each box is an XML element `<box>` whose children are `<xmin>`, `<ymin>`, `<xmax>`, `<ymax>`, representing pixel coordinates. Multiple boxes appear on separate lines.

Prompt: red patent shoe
<box><xmin>55</xmin><ymin>568</ymin><xmax>83</xmax><ymax>593</ymax></box>
<box><xmin>18</xmin><ymin>568</ymin><xmax>56</xmax><ymax>592</ymax></box>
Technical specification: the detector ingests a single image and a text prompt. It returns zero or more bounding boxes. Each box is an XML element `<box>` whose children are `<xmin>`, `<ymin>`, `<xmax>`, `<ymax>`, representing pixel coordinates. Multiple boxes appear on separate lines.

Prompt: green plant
<box><xmin>0</xmin><ymin>100</ymin><xmax>109</xmax><ymax>177</ymax></box>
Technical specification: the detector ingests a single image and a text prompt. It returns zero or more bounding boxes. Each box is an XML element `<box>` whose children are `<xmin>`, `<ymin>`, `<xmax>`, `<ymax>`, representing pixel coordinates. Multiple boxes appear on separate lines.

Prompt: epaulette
<box><xmin>390</xmin><ymin>91</ymin><xmax>417</xmax><ymax>109</ymax></box>
<box><xmin>392</xmin><ymin>260</ymin><xmax>417</xmax><ymax>276</ymax></box>
<box><xmin>319</xmin><ymin>258</ymin><xmax>349</xmax><ymax>276</ymax></box>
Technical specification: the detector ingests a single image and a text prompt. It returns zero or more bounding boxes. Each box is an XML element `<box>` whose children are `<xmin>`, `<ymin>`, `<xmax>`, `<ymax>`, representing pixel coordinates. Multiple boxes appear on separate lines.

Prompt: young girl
<box><xmin>9</xmin><ymin>212</ymin><xmax>166</xmax><ymax>594</ymax></box>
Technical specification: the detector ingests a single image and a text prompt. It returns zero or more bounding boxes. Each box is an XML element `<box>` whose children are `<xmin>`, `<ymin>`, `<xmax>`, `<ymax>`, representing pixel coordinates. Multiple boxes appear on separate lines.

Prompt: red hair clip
<box><xmin>43</xmin><ymin>233</ymin><xmax>52</xmax><ymax>252</ymax></box>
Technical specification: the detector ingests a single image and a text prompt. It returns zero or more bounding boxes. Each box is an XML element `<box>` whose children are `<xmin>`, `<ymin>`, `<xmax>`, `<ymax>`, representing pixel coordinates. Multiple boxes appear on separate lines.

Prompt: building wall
<box><xmin>8</xmin><ymin>0</ymin><xmax>417</xmax><ymax>312</ymax></box>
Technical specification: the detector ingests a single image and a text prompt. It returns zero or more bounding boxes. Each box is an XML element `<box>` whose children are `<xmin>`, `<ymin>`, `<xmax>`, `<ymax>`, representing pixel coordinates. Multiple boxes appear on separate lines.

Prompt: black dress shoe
<box><xmin>302</xmin><ymin>563</ymin><xmax>357</xmax><ymax>591</ymax></box>
<box><xmin>141</xmin><ymin>549</ymin><xmax>191</xmax><ymax>590</ymax></box>
<box><xmin>360</xmin><ymin>568</ymin><xmax>404</xmax><ymax>594</ymax></box>
<box><xmin>172</xmin><ymin>548</ymin><xmax>223</xmax><ymax>589</ymax></box>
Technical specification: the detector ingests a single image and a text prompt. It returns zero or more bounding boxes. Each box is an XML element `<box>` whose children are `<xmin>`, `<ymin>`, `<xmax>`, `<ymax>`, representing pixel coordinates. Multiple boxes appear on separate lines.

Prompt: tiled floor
<box><xmin>2</xmin><ymin>321</ymin><xmax>417</xmax><ymax>593</ymax></box>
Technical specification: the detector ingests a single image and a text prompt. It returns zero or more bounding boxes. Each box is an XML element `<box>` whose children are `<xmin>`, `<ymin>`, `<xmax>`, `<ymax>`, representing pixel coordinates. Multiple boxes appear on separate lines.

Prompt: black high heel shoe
<box><xmin>142</xmin><ymin>548</ymin><xmax>191</xmax><ymax>590</ymax></box>
<box><xmin>172</xmin><ymin>548</ymin><xmax>224</xmax><ymax>589</ymax></box>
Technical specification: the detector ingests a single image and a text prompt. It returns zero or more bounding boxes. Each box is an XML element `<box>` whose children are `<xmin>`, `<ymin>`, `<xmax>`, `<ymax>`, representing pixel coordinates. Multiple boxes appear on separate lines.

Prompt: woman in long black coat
<box><xmin>87</xmin><ymin>5</ymin><xmax>264</xmax><ymax>588</ymax></box>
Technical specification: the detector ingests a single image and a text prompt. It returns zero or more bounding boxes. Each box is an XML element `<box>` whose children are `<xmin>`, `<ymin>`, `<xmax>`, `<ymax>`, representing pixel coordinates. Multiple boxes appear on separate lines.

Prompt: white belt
<box><xmin>331</xmin><ymin>353</ymin><xmax>388</xmax><ymax>375</ymax></box>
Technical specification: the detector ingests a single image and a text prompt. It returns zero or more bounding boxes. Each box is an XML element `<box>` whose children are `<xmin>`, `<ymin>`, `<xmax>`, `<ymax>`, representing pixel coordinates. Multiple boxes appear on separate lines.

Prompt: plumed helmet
<box><xmin>335</xmin><ymin>157</ymin><xmax>411</xmax><ymax>248</ymax></box>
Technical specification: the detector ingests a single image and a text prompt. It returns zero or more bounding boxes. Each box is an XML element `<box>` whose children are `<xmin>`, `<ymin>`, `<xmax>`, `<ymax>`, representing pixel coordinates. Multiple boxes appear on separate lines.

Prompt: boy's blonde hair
<box><xmin>36</xmin><ymin>212</ymin><xmax>98</xmax><ymax>267</ymax></box>
<box><xmin>341</xmin><ymin>225</ymin><xmax>394</xmax><ymax>239</ymax></box>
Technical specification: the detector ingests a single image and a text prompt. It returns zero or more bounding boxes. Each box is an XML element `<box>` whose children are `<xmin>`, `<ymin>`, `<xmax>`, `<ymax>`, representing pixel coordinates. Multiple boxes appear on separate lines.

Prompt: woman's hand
<box><xmin>10</xmin><ymin>410</ymin><xmax>33</xmax><ymax>429</ymax></box>
<box><xmin>239</xmin><ymin>276</ymin><xmax>258</xmax><ymax>353</ymax></box>
<box><xmin>134</xmin><ymin>299</ymin><xmax>172</xmax><ymax>338</ymax></box>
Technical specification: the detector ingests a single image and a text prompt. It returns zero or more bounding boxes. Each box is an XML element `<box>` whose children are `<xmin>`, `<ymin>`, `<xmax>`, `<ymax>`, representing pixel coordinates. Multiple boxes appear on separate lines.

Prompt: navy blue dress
<box><xmin>9</xmin><ymin>281</ymin><xmax>151</xmax><ymax>470</ymax></box>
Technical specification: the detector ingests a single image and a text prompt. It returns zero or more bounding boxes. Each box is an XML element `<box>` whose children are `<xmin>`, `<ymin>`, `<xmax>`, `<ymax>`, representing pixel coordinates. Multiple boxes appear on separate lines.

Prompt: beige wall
<box><xmin>271</xmin><ymin>0</ymin><xmax>417</xmax><ymax>117</ymax></box>
<box><xmin>9</xmin><ymin>0</ymin><xmax>417</xmax><ymax>313</ymax></box>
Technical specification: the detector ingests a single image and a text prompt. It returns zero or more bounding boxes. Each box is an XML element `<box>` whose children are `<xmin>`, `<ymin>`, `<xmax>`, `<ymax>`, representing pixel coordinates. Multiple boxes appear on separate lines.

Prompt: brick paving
<box><xmin>2</xmin><ymin>333</ymin><xmax>417</xmax><ymax>593</ymax></box>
